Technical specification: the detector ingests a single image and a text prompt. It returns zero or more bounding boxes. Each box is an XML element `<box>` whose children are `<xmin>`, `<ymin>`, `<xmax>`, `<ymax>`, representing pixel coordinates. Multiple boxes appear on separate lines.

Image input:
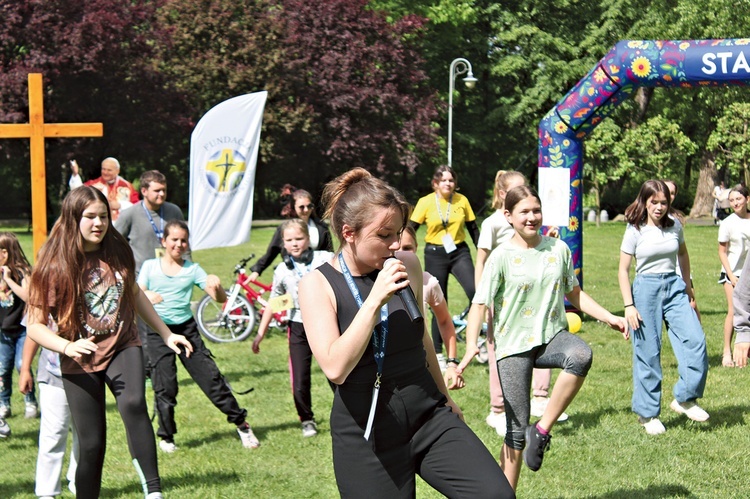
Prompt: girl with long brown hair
<box><xmin>26</xmin><ymin>186</ymin><xmax>192</xmax><ymax>499</ymax></box>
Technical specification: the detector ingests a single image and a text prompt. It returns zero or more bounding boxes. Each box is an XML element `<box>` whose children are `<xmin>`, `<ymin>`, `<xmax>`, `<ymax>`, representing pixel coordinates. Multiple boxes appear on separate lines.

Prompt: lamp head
<box><xmin>463</xmin><ymin>72</ymin><xmax>478</xmax><ymax>89</ymax></box>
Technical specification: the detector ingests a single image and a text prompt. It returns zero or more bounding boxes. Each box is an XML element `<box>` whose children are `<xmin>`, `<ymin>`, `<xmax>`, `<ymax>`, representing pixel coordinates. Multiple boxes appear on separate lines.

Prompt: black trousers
<box><xmin>424</xmin><ymin>242</ymin><xmax>476</xmax><ymax>353</ymax></box>
<box><xmin>331</xmin><ymin>369</ymin><xmax>514</xmax><ymax>498</ymax></box>
<box><xmin>288</xmin><ymin>321</ymin><xmax>314</xmax><ymax>422</ymax></box>
<box><xmin>62</xmin><ymin>347</ymin><xmax>160</xmax><ymax>498</ymax></box>
<box><xmin>147</xmin><ymin>319</ymin><xmax>247</xmax><ymax>441</ymax></box>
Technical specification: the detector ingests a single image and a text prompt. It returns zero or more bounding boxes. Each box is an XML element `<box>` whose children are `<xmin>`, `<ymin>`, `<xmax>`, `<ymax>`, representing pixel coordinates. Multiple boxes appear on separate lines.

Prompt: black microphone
<box><xmin>385</xmin><ymin>258</ymin><xmax>424</xmax><ymax>324</ymax></box>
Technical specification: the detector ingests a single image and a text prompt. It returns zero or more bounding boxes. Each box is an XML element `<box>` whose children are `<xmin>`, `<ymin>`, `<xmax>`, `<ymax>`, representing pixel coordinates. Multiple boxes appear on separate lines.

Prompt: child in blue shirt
<box><xmin>138</xmin><ymin>220</ymin><xmax>260</xmax><ymax>451</ymax></box>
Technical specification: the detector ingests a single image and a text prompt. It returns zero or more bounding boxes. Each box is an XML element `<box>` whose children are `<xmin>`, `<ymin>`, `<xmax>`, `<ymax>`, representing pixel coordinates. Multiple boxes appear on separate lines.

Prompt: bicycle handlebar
<box><xmin>234</xmin><ymin>254</ymin><xmax>256</xmax><ymax>274</ymax></box>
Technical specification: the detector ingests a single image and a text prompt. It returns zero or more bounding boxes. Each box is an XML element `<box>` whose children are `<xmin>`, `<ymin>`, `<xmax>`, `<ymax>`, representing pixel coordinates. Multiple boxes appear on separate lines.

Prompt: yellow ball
<box><xmin>566</xmin><ymin>312</ymin><xmax>582</xmax><ymax>333</ymax></box>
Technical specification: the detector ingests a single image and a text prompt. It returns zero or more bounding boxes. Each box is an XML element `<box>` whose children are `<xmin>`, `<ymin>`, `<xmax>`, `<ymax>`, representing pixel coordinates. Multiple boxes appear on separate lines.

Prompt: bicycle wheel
<box><xmin>196</xmin><ymin>291</ymin><xmax>256</xmax><ymax>343</ymax></box>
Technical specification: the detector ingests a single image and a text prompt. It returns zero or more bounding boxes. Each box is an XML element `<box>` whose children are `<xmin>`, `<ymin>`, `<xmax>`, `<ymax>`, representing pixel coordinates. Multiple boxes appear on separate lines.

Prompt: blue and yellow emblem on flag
<box><xmin>205</xmin><ymin>148</ymin><xmax>247</xmax><ymax>193</ymax></box>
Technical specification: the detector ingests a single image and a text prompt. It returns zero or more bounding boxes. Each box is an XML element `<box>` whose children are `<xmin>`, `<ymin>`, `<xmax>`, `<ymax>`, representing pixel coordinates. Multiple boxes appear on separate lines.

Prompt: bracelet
<box><xmin>446</xmin><ymin>358</ymin><xmax>460</xmax><ymax>365</ymax></box>
<box><xmin>624</xmin><ymin>304</ymin><xmax>634</xmax><ymax>308</ymax></box>
<box><xmin>62</xmin><ymin>341</ymin><xmax>72</xmax><ymax>357</ymax></box>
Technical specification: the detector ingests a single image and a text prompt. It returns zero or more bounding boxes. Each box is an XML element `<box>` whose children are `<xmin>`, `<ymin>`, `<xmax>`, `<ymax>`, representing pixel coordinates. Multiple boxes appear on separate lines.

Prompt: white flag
<box><xmin>188</xmin><ymin>92</ymin><xmax>267</xmax><ymax>250</ymax></box>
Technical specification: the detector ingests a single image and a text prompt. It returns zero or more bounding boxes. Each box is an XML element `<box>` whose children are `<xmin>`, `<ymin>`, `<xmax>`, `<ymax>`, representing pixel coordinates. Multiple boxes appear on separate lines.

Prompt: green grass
<box><xmin>1</xmin><ymin>222</ymin><xmax>746</xmax><ymax>498</ymax></box>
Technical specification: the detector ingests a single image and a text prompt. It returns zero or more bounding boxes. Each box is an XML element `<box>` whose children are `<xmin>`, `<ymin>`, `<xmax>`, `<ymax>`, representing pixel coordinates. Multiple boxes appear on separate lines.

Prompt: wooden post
<box><xmin>0</xmin><ymin>74</ymin><xmax>103</xmax><ymax>257</ymax></box>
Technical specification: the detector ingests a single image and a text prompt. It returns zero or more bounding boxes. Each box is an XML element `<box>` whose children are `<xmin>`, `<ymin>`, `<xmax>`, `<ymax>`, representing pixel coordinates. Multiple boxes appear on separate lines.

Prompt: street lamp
<box><xmin>448</xmin><ymin>57</ymin><xmax>477</xmax><ymax>167</ymax></box>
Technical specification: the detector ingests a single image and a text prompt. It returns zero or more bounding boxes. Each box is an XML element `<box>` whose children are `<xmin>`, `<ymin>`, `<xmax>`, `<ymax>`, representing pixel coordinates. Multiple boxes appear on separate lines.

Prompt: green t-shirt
<box><xmin>473</xmin><ymin>236</ymin><xmax>578</xmax><ymax>359</ymax></box>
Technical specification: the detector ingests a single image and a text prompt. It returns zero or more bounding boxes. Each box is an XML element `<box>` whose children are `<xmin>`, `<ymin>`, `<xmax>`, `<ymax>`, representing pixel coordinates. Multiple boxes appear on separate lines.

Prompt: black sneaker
<box><xmin>523</xmin><ymin>424</ymin><xmax>551</xmax><ymax>472</ymax></box>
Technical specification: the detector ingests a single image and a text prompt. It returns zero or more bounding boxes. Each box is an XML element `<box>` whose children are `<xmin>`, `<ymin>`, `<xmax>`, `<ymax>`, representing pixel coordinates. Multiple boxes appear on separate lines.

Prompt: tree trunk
<box><xmin>690</xmin><ymin>150</ymin><xmax>717</xmax><ymax>218</ymax></box>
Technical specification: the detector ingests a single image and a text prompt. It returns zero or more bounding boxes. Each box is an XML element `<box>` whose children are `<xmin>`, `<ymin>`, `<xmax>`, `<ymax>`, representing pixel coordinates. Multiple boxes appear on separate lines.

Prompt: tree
<box><xmin>0</xmin><ymin>0</ymin><xmax>191</xmax><ymax>215</ymax></box>
<box><xmin>708</xmin><ymin>103</ymin><xmax>750</xmax><ymax>187</ymax></box>
<box><xmin>157</xmin><ymin>0</ymin><xmax>440</xmax><ymax>207</ymax></box>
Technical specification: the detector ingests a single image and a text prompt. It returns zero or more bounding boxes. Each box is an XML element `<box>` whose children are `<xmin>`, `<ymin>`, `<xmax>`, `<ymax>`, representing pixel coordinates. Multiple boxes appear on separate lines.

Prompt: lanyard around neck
<box><xmin>142</xmin><ymin>201</ymin><xmax>164</xmax><ymax>241</ymax></box>
<box><xmin>435</xmin><ymin>193</ymin><xmax>452</xmax><ymax>229</ymax></box>
<box><xmin>338</xmin><ymin>252</ymin><xmax>388</xmax><ymax>440</ymax></box>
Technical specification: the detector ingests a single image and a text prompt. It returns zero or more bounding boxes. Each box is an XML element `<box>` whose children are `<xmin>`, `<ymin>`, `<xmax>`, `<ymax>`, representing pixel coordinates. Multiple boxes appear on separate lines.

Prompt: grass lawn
<box><xmin>1</xmin><ymin>221</ymin><xmax>746</xmax><ymax>498</ymax></box>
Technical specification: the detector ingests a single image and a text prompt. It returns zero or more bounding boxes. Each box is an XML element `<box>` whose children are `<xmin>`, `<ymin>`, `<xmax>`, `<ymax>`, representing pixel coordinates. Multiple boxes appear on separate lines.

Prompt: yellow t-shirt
<box><xmin>410</xmin><ymin>192</ymin><xmax>476</xmax><ymax>245</ymax></box>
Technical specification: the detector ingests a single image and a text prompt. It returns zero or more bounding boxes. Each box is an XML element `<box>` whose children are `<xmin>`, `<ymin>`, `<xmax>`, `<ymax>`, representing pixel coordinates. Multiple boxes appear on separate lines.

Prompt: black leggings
<box><xmin>62</xmin><ymin>347</ymin><xmax>160</xmax><ymax>498</ymax></box>
<box><xmin>497</xmin><ymin>331</ymin><xmax>592</xmax><ymax>450</ymax></box>
<box><xmin>423</xmin><ymin>242</ymin><xmax>475</xmax><ymax>352</ymax></box>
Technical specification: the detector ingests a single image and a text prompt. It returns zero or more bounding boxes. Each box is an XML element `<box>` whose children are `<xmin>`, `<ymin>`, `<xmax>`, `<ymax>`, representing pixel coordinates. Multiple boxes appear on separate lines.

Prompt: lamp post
<box><xmin>447</xmin><ymin>58</ymin><xmax>477</xmax><ymax>167</ymax></box>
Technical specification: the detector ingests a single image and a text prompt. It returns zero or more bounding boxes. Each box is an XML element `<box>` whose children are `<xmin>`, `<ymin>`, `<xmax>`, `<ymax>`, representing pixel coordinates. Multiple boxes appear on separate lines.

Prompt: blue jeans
<box><xmin>0</xmin><ymin>329</ymin><xmax>37</xmax><ymax>408</ymax></box>
<box><xmin>631</xmin><ymin>273</ymin><xmax>708</xmax><ymax>418</ymax></box>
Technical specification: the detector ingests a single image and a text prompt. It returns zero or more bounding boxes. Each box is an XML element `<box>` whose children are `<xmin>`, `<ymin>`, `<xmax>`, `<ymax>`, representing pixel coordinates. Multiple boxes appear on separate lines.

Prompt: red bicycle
<box><xmin>195</xmin><ymin>254</ymin><xmax>288</xmax><ymax>343</ymax></box>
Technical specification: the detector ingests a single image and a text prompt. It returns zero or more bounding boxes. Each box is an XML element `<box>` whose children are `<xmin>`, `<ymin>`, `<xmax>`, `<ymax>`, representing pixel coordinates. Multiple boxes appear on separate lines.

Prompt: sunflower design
<box><xmin>545</xmin><ymin>254</ymin><xmax>559</xmax><ymax>267</ymax></box>
<box><xmin>568</xmin><ymin>216</ymin><xmax>579</xmax><ymax>232</ymax></box>
<box><xmin>737</xmin><ymin>39</ymin><xmax>750</xmax><ymax>45</ymax></box>
<box><xmin>554</xmin><ymin>121</ymin><xmax>568</xmax><ymax>134</ymax></box>
<box><xmin>518</xmin><ymin>281</ymin><xmax>534</xmax><ymax>293</ymax></box>
<box><xmin>631</xmin><ymin>56</ymin><xmax>651</xmax><ymax>78</ymax></box>
<box><xmin>521</xmin><ymin>306</ymin><xmax>536</xmax><ymax>319</ymax></box>
<box><xmin>679</xmin><ymin>41</ymin><xmax>691</xmax><ymax>50</ymax></box>
<box><xmin>511</xmin><ymin>255</ymin><xmax>526</xmax><ymax>267</ymax></box>
<box><xmin>627</xmin><ymin>40</ymin><xmax>645</xmax><ymax>49</ymax></box>
<box><xmin>593</xmin><ymin>67</ymin><xmax>607</xmax><ymax>83</ymax></box>
<box><xmin>553</xmin><ymin>280</ymin><xmax>561</xmax><ymax>293</ymax></box>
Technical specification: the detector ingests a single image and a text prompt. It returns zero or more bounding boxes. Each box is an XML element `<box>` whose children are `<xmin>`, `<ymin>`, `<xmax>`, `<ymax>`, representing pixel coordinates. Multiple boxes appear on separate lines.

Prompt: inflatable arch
<box><xmin>538</xmin><ymin>38</ymin><xmax>750</xmax><ymax>286</ymax></box>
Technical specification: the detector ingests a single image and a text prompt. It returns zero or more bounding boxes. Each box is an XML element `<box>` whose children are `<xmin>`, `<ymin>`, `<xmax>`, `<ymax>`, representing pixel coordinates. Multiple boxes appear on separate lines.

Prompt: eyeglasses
<box><xmin>297</xmin><ymin>204</ymin><xmax>314</xmax><ymax>211</ymax></box>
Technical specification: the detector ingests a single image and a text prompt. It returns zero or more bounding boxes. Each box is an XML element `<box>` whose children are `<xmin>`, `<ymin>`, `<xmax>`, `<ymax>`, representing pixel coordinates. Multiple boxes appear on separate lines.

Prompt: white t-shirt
<box><xmin>718</xmin><ymin>213</ymin><xmax>750</xmax><ymax>275</ymax></box>
<box><xmin>270</xmin><ymin>251</ymin><xmax>333</xmax><ymax>323</ymax></box>
<box><xmin>621</xmin><ymin>221</ymin><xmax>684</xmax><ymax>274</ymax></box>
<box><xmin>477</xmin><ymin>210</ymin><xmax>514</xmax><ymax>251</ymax></box>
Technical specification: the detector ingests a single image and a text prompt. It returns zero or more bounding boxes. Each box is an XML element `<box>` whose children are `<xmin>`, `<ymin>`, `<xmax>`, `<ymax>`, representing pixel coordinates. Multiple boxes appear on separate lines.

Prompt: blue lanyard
<box><xmin>291</xmin><ymin>258</ymin><xmax>311</xmax><ymax>279</ymax></box>
<box><xmin>142</xmin><ymin>201</ymin><xmax>164</xmax><ymax>241</ymax></box>
<box><xmin>338</xmin><ymin>252</ymin><xmax>388</xmax><ymax>440</ymax></box>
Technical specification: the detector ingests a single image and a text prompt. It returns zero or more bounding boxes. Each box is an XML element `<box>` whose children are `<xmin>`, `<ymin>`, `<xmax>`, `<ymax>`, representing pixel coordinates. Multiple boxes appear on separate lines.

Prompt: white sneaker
<box><xmin>146</xmin><ymin>493</ymin><xmax>164</xmax><ymax>499</ymax></box>
<box><xmin>485</xmin><ymin>411</ymin><xmax>507</xmax><ymax>436</ymax></box>
<box><xmin>159</xmin><ymin>439</ymin><xmax>177</xmax><ymax>453</ymax></box>
<box><xmin>670</xmin><ymin>399</ymin><xmax>709</xmax><ymax>422</ymax></box>
<box><xmin>0</xmin><ymin>405</ymin><xmax>10</xmax><ymax>419</ymax></box>
<box><xmin>301</xmin><ymin>420</ymin><xmax>318</xmax><ymax>438</ymax></box>
<box><xmin>530</xmin><ymin>397</ymin><xmax>569</xmax><ymax>422</ymax></box>
<box><xmin>0</xmin><ymin>418</ymin><xmax>10</xmax><ymax>438</ymax></box>
<box><xmin>25</xmin><ymin>402</ymin><xmax>39</xmax><ymax>419</ymax></box>
<box><xmin>237</xmin><ymin>423</ymin><xmax>260</xmax><ymax>449</ymax></box>
<box><xmin>638</xmin><ymin>416</ymin><xmax>666</xmax><ymax>435</ymax></box>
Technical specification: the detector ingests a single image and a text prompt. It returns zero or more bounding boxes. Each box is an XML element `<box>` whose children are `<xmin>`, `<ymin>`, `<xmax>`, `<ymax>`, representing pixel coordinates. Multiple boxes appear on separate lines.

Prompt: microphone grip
<box><xmin>385</xmin><ymin>257</ymin><xmax>424</xmax><ymax>324</ymax></box>
<box><xmin>397</xmin><ymin>286</ymin><xmax>424</xmax><ymax>324</ymax></box>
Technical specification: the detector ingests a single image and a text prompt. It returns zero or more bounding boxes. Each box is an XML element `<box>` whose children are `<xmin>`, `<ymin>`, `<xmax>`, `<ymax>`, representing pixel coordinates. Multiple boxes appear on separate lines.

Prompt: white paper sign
<box><xmin>538</xmin><ymin>168</ymin><xmax>570</xmax><ymax>227</ymax></box>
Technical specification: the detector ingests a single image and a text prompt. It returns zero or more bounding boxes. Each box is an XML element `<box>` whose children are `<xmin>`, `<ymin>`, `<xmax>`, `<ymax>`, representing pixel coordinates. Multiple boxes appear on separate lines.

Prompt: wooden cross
<box><xmin>0</xmin><ymin>74</ymin><xmax>103</xmax><ymax>257</ymax></box>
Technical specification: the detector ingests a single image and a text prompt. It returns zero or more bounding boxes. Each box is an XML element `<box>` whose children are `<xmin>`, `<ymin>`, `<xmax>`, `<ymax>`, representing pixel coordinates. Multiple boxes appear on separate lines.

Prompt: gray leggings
<box><xmin>497</xmin><ymin>330</ymin><xmax>592</xmax><ymax>450</ymax></box>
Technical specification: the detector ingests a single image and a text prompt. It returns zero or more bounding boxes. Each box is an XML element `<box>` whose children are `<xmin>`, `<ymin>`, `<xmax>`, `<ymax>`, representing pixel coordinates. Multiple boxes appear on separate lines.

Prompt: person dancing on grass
<box><xmin>138</xmin><ymin>220</ymin><xmax>260</xmax><ymax>452</ymax></box>
<box><xmin>717</xmin><ymin>185</ymin><xmax>750</xmax><ymax>367</ymax></box>
<box><xmin>299</xmin><ymin>168</ymin><xmax>513</xmax><ymax>498</ymax></box>
<box><xmin>252</xmin><ymin>218</ymin><xmax>334</xmax><ymax>438</ymax></box>
<box><xmin>26</xmin><ymin>186</ymin><xmax>194</xmax><ymax>499</ymax></box>
<box><xmin>458</xmin><ymin>185</ymin><xmax>627</xmax><ymax>491</ymax></box>
<box><xmin>618</xmin><ymin>180</ymin><xmax>709</xmax><ymax>436</ymax></box>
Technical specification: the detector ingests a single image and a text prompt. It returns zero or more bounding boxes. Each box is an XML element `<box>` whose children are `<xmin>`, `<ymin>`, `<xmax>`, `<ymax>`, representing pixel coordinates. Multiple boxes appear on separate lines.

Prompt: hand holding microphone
<box><xmin>384</xmin><ymin>257</ymin><xmax>423</xmax><ymax>324</ymax></box>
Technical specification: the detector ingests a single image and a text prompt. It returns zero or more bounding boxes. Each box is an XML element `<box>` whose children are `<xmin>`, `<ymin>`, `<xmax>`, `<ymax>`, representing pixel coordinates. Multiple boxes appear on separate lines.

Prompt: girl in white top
<box><xmin>718</xmin><ymin>184</ymin><xmax>750</xmax><ymax>367</ymax></box>
<box><xmin>252</xmin><ymin>219</ymin><xmax>334</xmax><ymax>437</ymax></box>
<box><xmin>619</xmin><ymin>180</ymin><xmax>709</xmax><ymax>436</ymax></box>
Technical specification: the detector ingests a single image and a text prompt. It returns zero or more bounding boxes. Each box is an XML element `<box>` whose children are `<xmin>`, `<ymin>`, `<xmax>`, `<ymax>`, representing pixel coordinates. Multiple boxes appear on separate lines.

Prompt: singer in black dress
<box><xmin>299</xmin><ymin>168</ymin><xmax>513</xmax><ymax>499</ymax></box>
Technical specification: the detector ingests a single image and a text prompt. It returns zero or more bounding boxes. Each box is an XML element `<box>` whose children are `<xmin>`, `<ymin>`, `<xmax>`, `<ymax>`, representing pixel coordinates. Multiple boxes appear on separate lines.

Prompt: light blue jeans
<box><xmin>0</xmin><ymin>329</ymin><xmax>37</xmax><ymax>408</ymax></box>
<box><xmin>631</xmin><ymin>273</ymin><xmax>708</xmax><ymax>418</ymax></box>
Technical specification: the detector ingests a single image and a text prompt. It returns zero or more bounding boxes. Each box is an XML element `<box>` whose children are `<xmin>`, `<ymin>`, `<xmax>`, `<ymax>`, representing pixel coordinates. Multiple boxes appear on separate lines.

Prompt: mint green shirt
<box><xmin>137</xmin><ymin>259</ymin><xmax>207</xmax><ymax>325</ymax></box>
<box><xmin>473</xmin><ymin>236</ymin><xmax>578</xmax><ymax>359</ymax></box>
